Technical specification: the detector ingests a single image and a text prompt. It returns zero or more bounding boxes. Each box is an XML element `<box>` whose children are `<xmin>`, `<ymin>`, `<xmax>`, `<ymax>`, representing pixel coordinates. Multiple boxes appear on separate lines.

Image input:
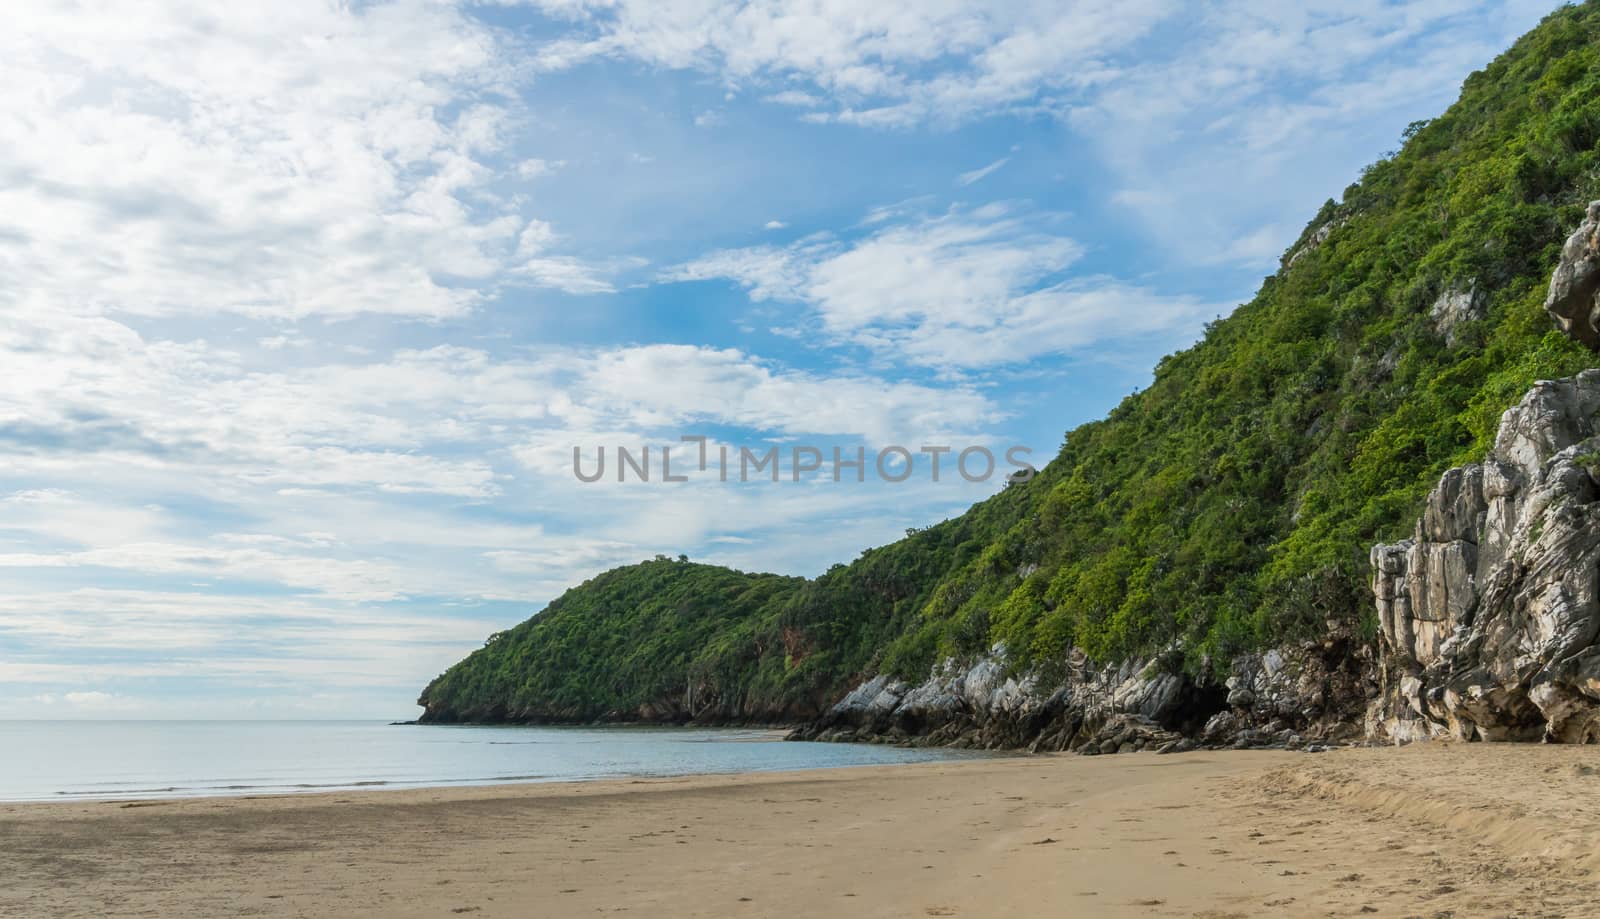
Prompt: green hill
<box><xmin>419</xmin><ymin>1</ymin><xmax>1600</xmax><ymax>727</ymax></box>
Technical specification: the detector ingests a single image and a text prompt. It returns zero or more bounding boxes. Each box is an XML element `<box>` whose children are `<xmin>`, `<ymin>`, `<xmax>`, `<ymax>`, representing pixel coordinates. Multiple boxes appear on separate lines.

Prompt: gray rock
<box><xmin>1545</xmin><ymin>202</ymin><xmax>1600</xmax><ymax>349</ymax></box>
<box><xmin>794</xmin><ymin>645</ymin><xmax>1234</xmax><ymax>754</ymax></box>
<box><xmin>1285</xmin><ymin>216</ymin><xmax>1348</xmax><ymax>270</ymax></box>
<box><xmin>797</xmin><ymin>622</ymin><xmax>1378</xmax><ymax>754</ymax></box>
<box><xmin>1371</xmin><ymin>370</ymin><xmax>1600</xmax><ymax>744</ymax></box>
<box><xmin>1430</xmin><ymin>282</ymin><xmax>1484</xmax><ymax>347</ymax></box>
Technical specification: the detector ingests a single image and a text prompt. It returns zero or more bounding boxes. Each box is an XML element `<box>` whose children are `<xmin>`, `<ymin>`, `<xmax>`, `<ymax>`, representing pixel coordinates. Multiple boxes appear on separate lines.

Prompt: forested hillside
<box><xmin>419</xmin><ymin>1</ymin><xmax>1600</xmax><ymax>726</ymax></box>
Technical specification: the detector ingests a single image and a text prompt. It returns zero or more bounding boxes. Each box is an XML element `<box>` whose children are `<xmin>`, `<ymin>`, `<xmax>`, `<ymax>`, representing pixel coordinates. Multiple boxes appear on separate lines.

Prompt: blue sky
<box><xmin>0</xmin><ymin>0</ymin><xmax>1566</xmax><ymax>718</ymax></box>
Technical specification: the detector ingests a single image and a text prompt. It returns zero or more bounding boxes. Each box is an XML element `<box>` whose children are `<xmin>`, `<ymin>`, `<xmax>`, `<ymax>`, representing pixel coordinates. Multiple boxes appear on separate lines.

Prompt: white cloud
<box><xmin>516</xmin><ymin>157</ymin><xmax>566</xmax><ymax>178</ymax></box>
<box><xmin>0</xmin><ymin>305</ymin><xmax>1006</xmax><ymax>612</ymax></box>
<box><xmin>1071</xmin><ymin>1</ymin><xmax>1561</xmax><ymax>266</ymax></box>
<box><xmin>571</xmin><ymin>344</ymin><xmax>997</xmax><ymax>442</ymax></box>
<box><xmin>667</xmin><ymin>205</ymin><xmax>1220</xmax><ymax>367</ymax></box>
<box><xmin>0</xmin><ymin>323</ymin><xmax>1009</xmax><ymax>709</ymax></box>
<box><xmin>764</xmin><ymin>90</ymin><xmax>823</xmax><ymax>108</ymax></box>
<box><xmin>764</xmin><ymin>219</ymin><xmax>787</xmax><ymax>230</ymax></box>
<box><xmin>0</xmin><ymin>0</ymin><xmax>614</xmax><ymax>321</ymax></box>
<box><xmin>0</xmin><ymin>307</ymin><xmax>1000</xmax><ymax>487</ymax></box>
<box><xmin>956</xmin><ymin>156</ymin><xmax>1010</xmax><ymax>186</ymax></box>
<box><xmin>518</xmin><ymin>1</ymin><xmax>1561</xmax><ymax>267</ymax></box>
<box><xmin>512</xmin><ymin>255</ymin><xmax>628</xmax><ymax>293</ymax></box>
<box><xmin>526</xmin><ymin>0</ymin><xmax>1175</xmax><ymax>127</ymax></box>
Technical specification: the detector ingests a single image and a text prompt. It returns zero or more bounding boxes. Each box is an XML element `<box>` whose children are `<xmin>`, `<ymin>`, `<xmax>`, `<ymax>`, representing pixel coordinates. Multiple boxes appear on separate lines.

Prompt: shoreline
<box><xmin>3</xmin><ymin>722</ymin><xmax>962</xmax><ymax>806</ymax></box>
<box><xmin>0</xmin><ymin>739</ymin><xmax>993</xmax><ymax>808</ymax></box>
<box><xmin>3</xmin><ymin>743</ymin><xmax>1596</xmax><ymax>917</ymax></box>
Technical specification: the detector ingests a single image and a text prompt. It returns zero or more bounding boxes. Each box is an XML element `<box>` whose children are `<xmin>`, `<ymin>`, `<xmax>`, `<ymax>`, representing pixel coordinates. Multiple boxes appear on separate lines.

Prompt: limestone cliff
<box><xmin>1370</xmin><ymin>371</ymin><xmax>1600</xmax><ymax>743</ymax></box>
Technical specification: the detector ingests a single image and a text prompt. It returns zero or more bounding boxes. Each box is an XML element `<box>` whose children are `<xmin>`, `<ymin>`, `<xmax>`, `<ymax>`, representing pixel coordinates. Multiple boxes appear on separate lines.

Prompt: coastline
<box><xmin>4</xmin><ymin>743</ymin><xmax>1595</xmax><ymax>918</ymax></box>
<box><xmin>1</xmin><ymin>721</ymin><xmax>981</xmax><ymax>804</ymax></box>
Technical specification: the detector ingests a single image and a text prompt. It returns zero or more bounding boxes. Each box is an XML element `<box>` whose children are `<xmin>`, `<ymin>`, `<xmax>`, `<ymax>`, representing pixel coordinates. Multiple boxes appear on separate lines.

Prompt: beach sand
<box><xmin>2</xmin><ymin>743</ymin><xmax>1595</xmax><ymax>918</ymax></box>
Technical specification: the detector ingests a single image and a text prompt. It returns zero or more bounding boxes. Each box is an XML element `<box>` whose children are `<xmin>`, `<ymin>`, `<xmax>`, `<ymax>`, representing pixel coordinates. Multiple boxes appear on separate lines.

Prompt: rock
<box><xmin>797</xmin><ymin>600</ymin><xmax>1379</xmax><ymax>754</ymax></box>
<box><xmin>1430</xmin><ymin>282</ymin><xmax>1484</xmax><ymax>347</ymax></box>
<box><xmin>1216</xmin><ymin>635</ymin><xmax>1376</xmax><ymax>745</ymax></box>
<box><xmin>1202</xmin><ymin>710</ymin><xmax>1237</xmax><ymax>743</ymax></box>
<box><xmin>1371</xmin><ymin>370</ymin><xmax>1600</xmax><ymax>744</ymax></box>
<box><xmin>1545</xmin><ymin>202</ymin><xmax>1600</xmax><ymax>350</ymax></box>
<box><xmin>1285</xmin><ymin>216</ymin><xmax>1348</xmax><ymax>270</ymax></box>
<box><xmin>794</xmin><ymin>645</ymin><xmax>1235</xmax><ymax>754</ymax></box>
<box><xmin>1262</xmin><ymin>649</ymin><xmax>1285</xmax><ymax>678</ymax></box>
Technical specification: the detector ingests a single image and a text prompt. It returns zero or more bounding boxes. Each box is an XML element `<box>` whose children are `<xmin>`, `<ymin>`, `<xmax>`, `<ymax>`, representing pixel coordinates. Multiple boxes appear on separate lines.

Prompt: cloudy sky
<box><xmin>0</xmin><ymin>0</ymin><xmax>1564</xmax><ymax>718</ymax></box>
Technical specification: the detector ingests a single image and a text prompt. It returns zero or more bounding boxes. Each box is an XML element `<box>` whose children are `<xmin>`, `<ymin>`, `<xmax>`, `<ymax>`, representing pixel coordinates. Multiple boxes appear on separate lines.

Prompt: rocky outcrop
<box><xmin>1546</xmin><ymin>201</ymin><xmax>1600</xmax><ymax>349</ymax></box>
<box><xmin>1430</xmin><ymin>282</ymin><xmax>1484</xmax><ymax>347</ymax></box>
<box><xmin>1210</xmin><ymin>635</ymin><xmax>1374</xmax><ymax>747</ymax></box>
<box><xmin>787</xmin><ymin>649</ymin><xmax>1199</xmax><ymax>752</ymax></box>
<box><xmin>1285</xmin><ymin>216</ymin><xmax>1349</xmax><ymax>270</ymax></box>
<box><xmin>790</xmin><ymin>637</ymin><xmax>1371</xmax><ymax>754</ymax></box>
<box><xmin>1370</xmin><ymin>371</ymin><xmax>1600</xmax><ymax>744</ymax></box>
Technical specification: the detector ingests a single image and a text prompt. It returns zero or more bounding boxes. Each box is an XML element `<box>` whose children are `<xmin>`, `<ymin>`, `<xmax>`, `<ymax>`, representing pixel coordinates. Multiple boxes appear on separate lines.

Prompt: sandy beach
<box><xmin>2</xmin><ymin>743</ymin><xmax>1596</xmax><ymax>918</ymax></box>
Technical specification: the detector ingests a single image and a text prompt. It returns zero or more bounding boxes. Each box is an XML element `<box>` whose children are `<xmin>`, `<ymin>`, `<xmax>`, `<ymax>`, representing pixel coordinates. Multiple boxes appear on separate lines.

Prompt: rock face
<box><xmin>787</xmin><ymin>650</ymin><xmax>1197</xmax><ymax>752</ymax></box>
<box><xmin>1285</xmin><ymin>216</ymin><xmax>1348</xmax><ymax>270</ymax></box>
<box><xmin>1546</xmin><ymin>201</ymin><xmax>1600</xmax><ymax>349</ymax></box>
<box><xmin>790</xmin><ymin>637</ymin><xmax>1371</xmax><ymax>754</ymax></box>
<box><xmin>1430</xmin><ymin>282</ymin><xmax>1484</xmax><ymax>347</ymax></box>
<box><xmin>1370</xmin><ymin>371</ymin><xmax>1600</xmax><ymax>744</ymax></box>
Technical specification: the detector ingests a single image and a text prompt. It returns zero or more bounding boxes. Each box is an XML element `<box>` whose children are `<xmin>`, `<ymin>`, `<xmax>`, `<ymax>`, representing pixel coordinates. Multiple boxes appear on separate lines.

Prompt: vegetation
<box><xmin>420</xmin><ymin>2</ymin><xmax>1600</xmax><ymax>723</ymax></box>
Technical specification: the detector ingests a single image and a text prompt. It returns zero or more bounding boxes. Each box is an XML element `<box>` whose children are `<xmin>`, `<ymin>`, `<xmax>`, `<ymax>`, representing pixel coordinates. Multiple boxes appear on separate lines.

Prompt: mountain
<box><xmin>419</xmin><ymin>2</ymin><xmax>1600</xmax><ymax>741</ymax></box>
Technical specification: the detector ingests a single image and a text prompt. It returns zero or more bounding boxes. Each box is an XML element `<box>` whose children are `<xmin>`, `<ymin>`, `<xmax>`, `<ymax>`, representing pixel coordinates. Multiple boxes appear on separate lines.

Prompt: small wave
<box><xmin>56</xmin><ymin>787</ymin><xmax>179</xmax><ymax>797</ymax></box>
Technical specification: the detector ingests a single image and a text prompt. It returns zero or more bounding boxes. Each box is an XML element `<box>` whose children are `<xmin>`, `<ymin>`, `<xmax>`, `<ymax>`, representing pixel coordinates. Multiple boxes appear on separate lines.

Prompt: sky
<box><xmin>0</xmin><ymin>0</ymin><xmax>1568</xmax><ymax>719</ymax></box>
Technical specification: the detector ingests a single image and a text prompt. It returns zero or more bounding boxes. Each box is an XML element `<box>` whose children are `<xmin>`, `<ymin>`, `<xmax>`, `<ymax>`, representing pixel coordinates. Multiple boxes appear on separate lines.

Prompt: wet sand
<box><xmin>1</xmin><ymin>743</ymin><xmax>1595</xmax><ymax>918</ymax></box>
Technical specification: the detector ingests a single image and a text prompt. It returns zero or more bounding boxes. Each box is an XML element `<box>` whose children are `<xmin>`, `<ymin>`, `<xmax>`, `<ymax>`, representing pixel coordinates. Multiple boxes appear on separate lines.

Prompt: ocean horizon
<box><xmin>0</xmin><ymin>720</ymin><xmax>990</xmax><ymax>803</ymax></box>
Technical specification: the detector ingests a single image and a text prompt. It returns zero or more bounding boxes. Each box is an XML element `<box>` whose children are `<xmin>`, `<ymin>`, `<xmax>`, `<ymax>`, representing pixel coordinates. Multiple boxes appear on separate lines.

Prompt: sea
<box><xmin>0</xmin><ymin>721</ymin><xmax>987</xmax><ymax>803</ymax></box>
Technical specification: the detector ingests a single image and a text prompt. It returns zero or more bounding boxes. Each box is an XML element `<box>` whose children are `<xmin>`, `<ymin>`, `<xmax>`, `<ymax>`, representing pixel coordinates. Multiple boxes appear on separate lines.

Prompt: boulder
<box><xmin>1545</xmin><ymin>201</ymin><xmax>1600</xmax><ymax>349</ymax></box>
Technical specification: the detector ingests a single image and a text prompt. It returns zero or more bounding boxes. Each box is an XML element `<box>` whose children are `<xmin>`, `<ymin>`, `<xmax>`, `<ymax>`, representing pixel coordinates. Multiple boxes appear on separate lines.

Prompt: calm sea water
<box><xmin>0</xmin><ymin>721</ymin><xmax>987</xmax><ymax>802</ymax></box>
